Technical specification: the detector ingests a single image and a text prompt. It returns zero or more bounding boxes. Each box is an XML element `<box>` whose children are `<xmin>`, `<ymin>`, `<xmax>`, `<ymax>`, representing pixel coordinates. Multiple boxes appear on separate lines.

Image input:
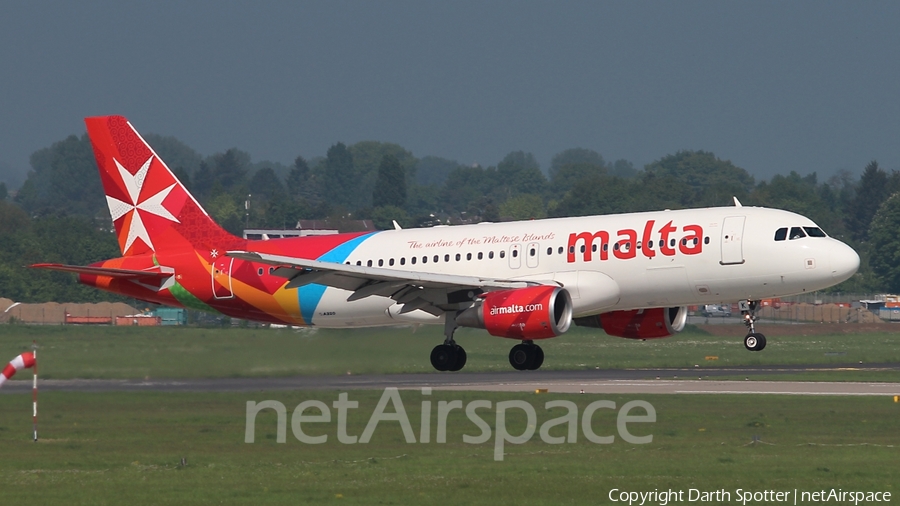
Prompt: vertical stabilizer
<box><xmin>85</xmin><ymin>116</ymin><xmax>241</xmax><ymax>256</ymax></box>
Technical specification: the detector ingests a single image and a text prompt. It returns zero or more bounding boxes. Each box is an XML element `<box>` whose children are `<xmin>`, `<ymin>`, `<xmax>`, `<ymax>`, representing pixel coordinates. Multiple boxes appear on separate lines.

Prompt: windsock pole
<box><xmin>32</xmin><ymin>341</ymin><xmax>37</xmax><ymax>442</ymax></box>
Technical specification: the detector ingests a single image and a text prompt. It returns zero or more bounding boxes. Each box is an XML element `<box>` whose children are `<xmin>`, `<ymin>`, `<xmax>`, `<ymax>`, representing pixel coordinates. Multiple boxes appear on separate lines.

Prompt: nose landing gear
<box><xmin>740</xmin><ymin>300</ymin><xmax>767</xmax><ymax>351</ymax></box>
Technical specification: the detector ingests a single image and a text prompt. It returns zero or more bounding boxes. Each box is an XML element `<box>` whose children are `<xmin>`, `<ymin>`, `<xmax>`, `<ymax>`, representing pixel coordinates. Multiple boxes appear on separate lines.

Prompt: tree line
<box><xmin>2</xmin><ymin>130</ymin><xmax>899</xmax><ymax>302</ymax></box>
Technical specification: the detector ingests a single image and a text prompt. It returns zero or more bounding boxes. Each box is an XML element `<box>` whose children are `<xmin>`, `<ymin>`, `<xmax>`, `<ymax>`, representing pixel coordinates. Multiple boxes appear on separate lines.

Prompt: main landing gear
<box><xmin>431</xmin><ymin>311</ymin><xmax>467</xmax><ymax>372</ymax></box>
<box><xmin>740</xmin><ymin>300</ymin><xmax>767</xmax><ymax>352</ymax></box>
<box><xmin>508</xmin><ymin>341</ymin><xmax>544</xmax><ymax>371</ymax></box>
<box><xmin>430</xmin><ymin>312</ymin><xmax>546</xmax><ymax>372</ymax></box>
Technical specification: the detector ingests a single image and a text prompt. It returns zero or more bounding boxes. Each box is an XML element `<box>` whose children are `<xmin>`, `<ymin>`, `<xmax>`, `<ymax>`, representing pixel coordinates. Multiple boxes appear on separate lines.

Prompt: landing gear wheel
<box><xmin>744</xmin><ymin>333</ymin><xmax>766</xmax><ymax>352</ymax></box>
<box><xmin>754</xmin><ymin>333</ymin><xmax>766</xmax><ymax>351</ymax></box>
<box><xmin>509</xmin><ymin>343</ymin><xmax>536</xmax><ymax>371</ymax></box>
<box><xmin>430</xmin><ymin>344</ymin><xmax>458</xmax><ymax>371</ymax></box>
<box><xmin>527</xmin><ymin>345</ymin><xmax>544</xmax><ymax>370</ymax></box>
<box><xmin>448</xmin><ymin>346</ymin><xmax>467</xmax><ymax>372</ymax></box>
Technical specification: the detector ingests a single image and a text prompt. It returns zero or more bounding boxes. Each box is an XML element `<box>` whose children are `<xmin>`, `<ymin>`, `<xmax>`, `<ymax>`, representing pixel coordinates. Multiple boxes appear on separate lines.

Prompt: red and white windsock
<box><xmin>0</xmin><ymin>352</ymin><xmax>36</xmax><ymax>387</ymax></box>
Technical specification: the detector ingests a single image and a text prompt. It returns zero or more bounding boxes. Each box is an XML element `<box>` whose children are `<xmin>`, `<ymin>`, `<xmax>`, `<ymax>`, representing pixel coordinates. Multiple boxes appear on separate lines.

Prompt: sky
<box><xmin>1</xmin><ymin>1</ymin><xmax>899</xmax><ymax>189</ymax></box>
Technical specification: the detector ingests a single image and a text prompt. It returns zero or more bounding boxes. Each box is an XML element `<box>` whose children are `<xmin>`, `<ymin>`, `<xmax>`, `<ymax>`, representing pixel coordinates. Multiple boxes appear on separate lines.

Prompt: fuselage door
<box><xmin>526</xmin><ymin>242</ymin><xmax>539</xmax><ymax>268</ymax></box>
<box><xmin>509</xmin><ymin>244</ymin><xmax>522</xmax><ymax>269</ymax></box>
<box><xmin>720</xmin><ymin>216</ymin><xmax>746</xmax><ymax>265</ymax></box>
<box><xmin>212</xmin><ymin>257</ymin><xmax>235</xmax><ymax>299</ymax></box>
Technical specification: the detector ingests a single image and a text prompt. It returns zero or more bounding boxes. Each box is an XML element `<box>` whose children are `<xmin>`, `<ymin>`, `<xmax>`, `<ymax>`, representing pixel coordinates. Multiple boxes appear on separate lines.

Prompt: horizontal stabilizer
<box><xmin>30</xmin><ymin>263</ymin><xmax>174</xmax><ymax>279</ymax></box>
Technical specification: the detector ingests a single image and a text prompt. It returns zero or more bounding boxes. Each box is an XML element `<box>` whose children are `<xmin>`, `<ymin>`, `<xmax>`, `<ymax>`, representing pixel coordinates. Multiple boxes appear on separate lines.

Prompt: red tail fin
<box><xmin>85</xmin><ymin>116</ymin><xmax>241</xmax><ymax>256</ymax></box>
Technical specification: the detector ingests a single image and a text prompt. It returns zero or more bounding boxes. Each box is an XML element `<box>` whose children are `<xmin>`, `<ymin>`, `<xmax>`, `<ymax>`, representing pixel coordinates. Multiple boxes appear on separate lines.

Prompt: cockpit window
<box><xmin>803</xmin><ymin>227</ymin><xmax>827</xmax><ymax>237</ymax></box>
<box><xmin>774</xmin><ymin>228</ymin><xmax>788</xmax><ymax>241</ymax></box>
<box><xmin>789</xmin><ymin>227</ymin><xmax>806</xmax><ymax>240</ymax></box>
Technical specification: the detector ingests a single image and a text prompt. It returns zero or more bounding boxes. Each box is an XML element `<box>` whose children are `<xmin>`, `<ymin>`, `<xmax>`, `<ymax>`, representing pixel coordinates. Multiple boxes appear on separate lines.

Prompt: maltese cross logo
<box><xmin>106</xmin><ymin>156</ymin><xmax>179</xmax><ymax>253</ymax></box>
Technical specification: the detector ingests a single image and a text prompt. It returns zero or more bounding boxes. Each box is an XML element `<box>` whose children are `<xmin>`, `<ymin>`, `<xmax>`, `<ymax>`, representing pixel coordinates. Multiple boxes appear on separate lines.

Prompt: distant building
<box><xmin>243</xmin><ymin>219</ymin><xmax>376</xmax><ymax>240</ymax></box>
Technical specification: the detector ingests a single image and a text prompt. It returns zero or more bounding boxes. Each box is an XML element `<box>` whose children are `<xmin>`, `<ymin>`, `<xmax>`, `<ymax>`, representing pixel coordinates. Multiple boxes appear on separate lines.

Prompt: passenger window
<box><xmin>477</xmin><ymin>252</ymin><xmax>483</xmax><ymax>260</ymax></box>
<box><xmin>529</xmin><ymin>248</ymin><xmax>536</xmax><ymax>256</ymax></box>
<box><xmin>774</xmin><ymin>228</ymin><xmax>787</xmax><ymax>241</ymax></box>
<box><xmin>547</xmin><ymin>247</ymin><xmax>552</xmax><ymax>255</ymax></box>
<box><xmin>356</xmin><ymin>261</ymin><xmax>362</xmax><ymax>266</ymax></box>
<box><xmin>512</xmin><ymin>250</ymin><xmax>518</xmax><ymax>258</ymax></box>
<box><xmin>489</xmin><ymin>251</ymin><xmax>494</xmax><ymax>259</ymax></box>
<box><xmin>445</xmin><ymin>254</ymin><xmax>450</xmax><ymax>262</ymax></box>
<box><xmin>803</xmin><ymin>227</ymin><xmax>827</xmax><ymax>238</ymax></box>
<box><xmin>422</xmin><ymin>256</ymin><xmax>427</xmax><ymax>264</ymax></box>
<box><xmin>434</xmin><ymin>255</ymin><xmax>439</xmax><ymax>263</ymax></box>
<box><xmin>704</xmin><ymin>237</ymin><xmax>710</xmax><ymax>244</ymax></box>
<box><xmin>558</xmin><ymin>246</ymin><xmax>563</xmax><ymax>254</ymax></box>
<box><xmin>591</xmin><ymin>244</ymin><xmax>597</xmax><ymax>252</ymax></box>
<box><xmin>389</xmin><ymin>258</ymin><xmax>394</xmax><ymax>266</ymax></box>
<box><xmin>411</xmin><ymin>257</ymin><xmax>417</xmax><ymax>264</ymax></box>
<box><xmin>466</xmin><ymin>253</ymin><xmax>472</xmax><ymax>260</ymax></box>
<box><xmin>400</xmin><ymin>258</ymin><xmax>406</xmax><ymax>265</ymax></box>
<box><xmin>500</xmin><ymin>251</ymin><xmax>506</xmax><ymax>259</ymax></box>
<box><xmin>269</xmin><ymin>267</ymin><xmax>275</xmax><ymax>274</ymax></box>
<box><xmin>378</xmin><ymin>259</ymin><xmax>384</xmax><ymax>267</ymax></box>
<box><xmin>789</xmin><ymin>227</ymin><xmax>806</xmax><ymax>240</ymax></box>
<box><xmin>580</xmin><ymin>245</ymin><xmax>586</xmax><ymax>253</ymax></box>
<box><xmin>367</xmin><ymin>260</ymin><xmax>373</xmax><ymax>267</ymax></box>
<box><xmin>670</xmin><ymin>239</ymin><xmax>676</xmax><ymax>247</ymax></box>
<box><xmin>258</xmin><ymin>268</ymin><xmax>263</xmax><ymax>276</ymax></box>
<box><xmin>456</xmin><ymin>253</ymin><xmax>461</xmax><ymax>261</ymax></box>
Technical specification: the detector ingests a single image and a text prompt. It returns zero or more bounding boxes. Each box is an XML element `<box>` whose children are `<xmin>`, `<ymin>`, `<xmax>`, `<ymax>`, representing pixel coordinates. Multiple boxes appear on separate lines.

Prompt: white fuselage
<box><xmin>305</xmin><ymin>206</ymin><xmax>859</xmax><ymax>327</ymax></box>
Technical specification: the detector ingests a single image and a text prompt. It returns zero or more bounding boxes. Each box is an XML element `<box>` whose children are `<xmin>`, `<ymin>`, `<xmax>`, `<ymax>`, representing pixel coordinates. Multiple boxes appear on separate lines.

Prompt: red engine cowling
<box><xmin>575</xmin><ymin>307</ymin><xmax>687</xmax><ymax>339</ymax></box>
<box><xmin>456</xmin><ymin>286</ymin><xmax>573</xmax><ymax>339</ymax></box>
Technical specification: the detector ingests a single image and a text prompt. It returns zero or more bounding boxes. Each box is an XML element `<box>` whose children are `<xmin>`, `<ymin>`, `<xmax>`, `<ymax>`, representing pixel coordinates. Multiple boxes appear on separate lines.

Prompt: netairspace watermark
<box><xmin>244</xmin><ymin>387</ymin><xmax>656</xmax><ymax>461</ymax></box>
<box><xmin>609</xmin><ymin>488</ymin><xmax>892</xmax><ymax>505</ymax></box>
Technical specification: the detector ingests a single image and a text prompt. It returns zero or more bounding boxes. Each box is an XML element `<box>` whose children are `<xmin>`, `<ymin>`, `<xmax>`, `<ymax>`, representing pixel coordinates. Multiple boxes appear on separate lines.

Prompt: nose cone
<box><xmin>830</xmin><ymin>241</ymin><xmax>860</xmax><ymax>283</ymax></box>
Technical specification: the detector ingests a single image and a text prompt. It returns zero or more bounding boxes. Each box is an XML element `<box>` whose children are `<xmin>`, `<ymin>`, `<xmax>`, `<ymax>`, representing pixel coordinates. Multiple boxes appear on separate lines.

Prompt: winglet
<box><xmin>392</xmin><ymin>220</ymin><xmax>402</xmax><ymax>230</ymax></box>
<box><xmin>733</xmin><ymin>196</ymin><xmax>742</xmax><ymax>207</ymax></box>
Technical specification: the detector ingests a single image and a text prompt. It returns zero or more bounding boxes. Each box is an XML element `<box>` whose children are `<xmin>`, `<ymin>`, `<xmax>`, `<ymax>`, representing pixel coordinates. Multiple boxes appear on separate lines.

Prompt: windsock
<box><xmin>0</xmin><ymin>352</ymin><xmax>36</xmax><ymax>387</ymax></box>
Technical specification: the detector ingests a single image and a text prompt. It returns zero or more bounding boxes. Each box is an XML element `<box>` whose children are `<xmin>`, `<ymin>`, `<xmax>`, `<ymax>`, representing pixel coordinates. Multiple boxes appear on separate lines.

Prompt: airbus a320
<box><xmin>33</xmin><ymin>116</ymin><xmax>860</xmax><ymax>372</ymax></box>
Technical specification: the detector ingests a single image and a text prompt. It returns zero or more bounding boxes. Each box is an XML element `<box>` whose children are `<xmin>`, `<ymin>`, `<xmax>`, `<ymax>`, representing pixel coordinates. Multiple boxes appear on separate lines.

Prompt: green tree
<box><xmin>209</xmin><ymin>148</ymin><xmax>250</xmax><ymax>191</ymax></box>
<box><xmin>868</xmin><ymin>193</ymin><xmax>900</xmax><ymax>291</ymax></box>
<box><xmin>496</xmin><ymin>151</ymin><xmax>546</xmax><ymax>197</ymax></box>
<box><xmin>15</xmin><ymin>134</ymin><xmax>106</xmax><ymax>218</ymax></box>
<box><xmin>145</xmin><ymin>133</ymin><xmax>203</xmax><ymax>176</ymax></box>
<box><xmin>373</xmin><ymin>155</ymin><xmax>407</xmax><ymax>209</ymax></box>
<box><xmin>845</xmin><ymin>161</ymin><xmax>899</xmax><ymax>241</ymax></box>
<box><xmin>499</xmin><ymin>194</ymin><xmax>546</xmax><ymax>220</ymax></box>
<box><xmin>370</xmin><ymin>205</ymin><xmax>411</xmax><ymax>230</ymax></box>
<box><xmin>440</xmin><ymin>165</ymin><xmax>493</xmax><ymax>214</ymax></box>
<box><xmin>322</xmin><ymin>142</ymin><xmax>357</xmax><ymax>210</ymax></box>
<box><xmin>415</xmin><ymin>156</ymin><xmax>459</xmax><ymax>186</ymax></box>
<box><xmin>549</xmin><ymin>148</ymin><xmax>607</xmax><ymax>194</ymax></box>
<box><xmin>644</xmin><ymin>150</ymin><xmax>754</xmax><ymax>206</ymax></box>
<box><xmin>287</xmin><ymin>156</ymin><xmax>311</xmax><ymax>196</ymax></box>
<box><xmin>0</xmin><ymin>182</ymin><xmax>7</xmax><ymax>201</ymax></box>
<box><xmin>552</xmin><ymin>175</ymin><xmax>637</xmax><ymax>217</ymax></box>
<box><xmin>192</xmin><ymin>161</ymin><xmax>215</xmax><ymax>201</ymax></box>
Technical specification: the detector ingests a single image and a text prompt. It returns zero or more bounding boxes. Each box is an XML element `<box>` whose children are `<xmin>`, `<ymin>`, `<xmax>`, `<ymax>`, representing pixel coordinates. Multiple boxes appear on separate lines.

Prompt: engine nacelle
<box><xmin>456</xmin><ymin>286</ymin><xmax>573</xmax><ymax>339</ymax></box>
<box><xmin>574</xmin><ymin>306</ymin><xmax>687</xmax><ymax>339</ymax></box>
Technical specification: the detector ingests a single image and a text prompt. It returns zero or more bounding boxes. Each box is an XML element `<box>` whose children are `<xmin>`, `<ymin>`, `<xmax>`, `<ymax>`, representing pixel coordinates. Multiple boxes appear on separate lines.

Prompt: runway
<box><xmin>2</xmin><ymin>363</ymin><xmax>898</xmax><ymax>396</ymax></box>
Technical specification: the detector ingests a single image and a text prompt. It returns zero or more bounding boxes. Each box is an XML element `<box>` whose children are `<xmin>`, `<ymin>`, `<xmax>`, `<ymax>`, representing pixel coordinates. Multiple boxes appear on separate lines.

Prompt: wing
<box><xmin>226</xmin><ymin>251</ymin><xmax>553</xmax><ymax>316</ymax></box>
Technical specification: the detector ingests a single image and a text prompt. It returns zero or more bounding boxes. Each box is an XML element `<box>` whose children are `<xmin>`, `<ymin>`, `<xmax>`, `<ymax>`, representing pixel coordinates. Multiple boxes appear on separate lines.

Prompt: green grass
<box><xmin>0</xmin><ymin>390</ymin><xmax>897</xmax><ymax>505</ymax></box>
<box><xmin>1</xmin><ymin>324</ymin><xmax>899</xmax><ymax>380</ymax></box>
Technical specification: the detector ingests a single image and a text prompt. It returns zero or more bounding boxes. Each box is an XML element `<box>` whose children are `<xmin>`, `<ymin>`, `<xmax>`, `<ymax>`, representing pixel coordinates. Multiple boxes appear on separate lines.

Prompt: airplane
<box><xmin>32</xmin><ymin>116</ymin><xmax>860</xmax><ymax>372</ymax></box>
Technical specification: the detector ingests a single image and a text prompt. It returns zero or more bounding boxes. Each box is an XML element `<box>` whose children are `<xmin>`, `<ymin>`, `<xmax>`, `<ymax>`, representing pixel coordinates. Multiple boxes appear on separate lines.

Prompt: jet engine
<box><xmin>574</xmin><ymin>306</ymin><xmax>687</xmax><ymax>339</ymax></box>
<box><xmin>456</xmin><ymin>286</ymin><xmax>573</xmax><ymax>339</ymax></box>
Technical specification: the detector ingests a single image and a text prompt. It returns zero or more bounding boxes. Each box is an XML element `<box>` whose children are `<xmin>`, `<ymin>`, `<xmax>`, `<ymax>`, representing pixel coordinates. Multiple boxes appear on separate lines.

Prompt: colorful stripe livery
<box><xmin>79</xmin><ymin>116</ymin><xmax>379</xmax><ymax>325</ymax></box>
